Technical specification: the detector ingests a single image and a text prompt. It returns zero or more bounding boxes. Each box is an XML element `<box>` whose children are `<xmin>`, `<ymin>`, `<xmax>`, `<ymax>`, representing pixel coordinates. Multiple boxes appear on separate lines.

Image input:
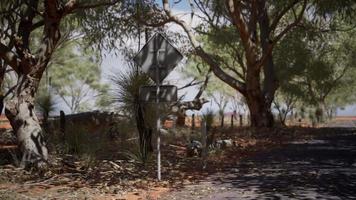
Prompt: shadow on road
<box><xmin>215</xmin><ymin>132</ymin><xmax>356</xmax><ymax>199</ymax></box>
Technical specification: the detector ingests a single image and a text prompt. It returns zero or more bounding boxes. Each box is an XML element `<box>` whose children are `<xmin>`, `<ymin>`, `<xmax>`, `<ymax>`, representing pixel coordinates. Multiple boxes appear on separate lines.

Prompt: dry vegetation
<box><xmin>1</xmin><ymin>115</ymin><xmax>352</xmax><ymax>199</ymax></box>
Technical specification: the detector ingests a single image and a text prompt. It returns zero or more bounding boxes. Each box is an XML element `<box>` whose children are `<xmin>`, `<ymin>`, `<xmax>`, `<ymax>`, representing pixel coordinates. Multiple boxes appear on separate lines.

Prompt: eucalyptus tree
<box><xmin>46</xmin><ymin>39</ymin><xmax>105</xmax><ymax>113</ymax></box>
<box><xmin>274</xmin><ymin>25</ymin><xmax>356</xmax><ymax>119</ymax></box>
<box><xmin>0</xmin><ymin>0</ymin><xmax>136</xmax><ymax>168</ymax></box>
<box><xmin>212</xmin><ymin>93</ymin><xmax>228</xmax><ymax>127</ymax></box>
<box><xmin>273</xmin><ymin>91</ymin><xmax>297</xmax><ymax>126</ymax></box>
<box><xmin>135</xmin><ymin>0</ymin><xmax>355</xmax><ymax>127</ymax></box>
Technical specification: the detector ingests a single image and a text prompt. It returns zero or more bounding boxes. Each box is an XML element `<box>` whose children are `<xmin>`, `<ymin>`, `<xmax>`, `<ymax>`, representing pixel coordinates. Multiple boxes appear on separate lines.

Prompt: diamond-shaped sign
<box><xmin>134</xmin><ymin>33</ymin><xmax>183</xmax><ymax>83</ymax></box>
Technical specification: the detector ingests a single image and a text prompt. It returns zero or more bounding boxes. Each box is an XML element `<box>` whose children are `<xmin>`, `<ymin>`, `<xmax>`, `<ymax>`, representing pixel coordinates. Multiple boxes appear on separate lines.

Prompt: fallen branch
<box><xmin>168</xmin><ymin>144</ymin><xmax>186</xmax><ymax>150</ymax></box>
<box><xmin>109</xmin><ymin>161</ymin><xmax>122</xmax><ymax>170</ymax></box>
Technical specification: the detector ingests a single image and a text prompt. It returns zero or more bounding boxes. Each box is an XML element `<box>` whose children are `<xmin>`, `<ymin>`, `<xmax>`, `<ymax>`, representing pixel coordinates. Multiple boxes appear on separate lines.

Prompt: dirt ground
<box><xmin>1</xmin><ymin>120</ymin><xmax>355</xmax><ymax>200</ymax></box>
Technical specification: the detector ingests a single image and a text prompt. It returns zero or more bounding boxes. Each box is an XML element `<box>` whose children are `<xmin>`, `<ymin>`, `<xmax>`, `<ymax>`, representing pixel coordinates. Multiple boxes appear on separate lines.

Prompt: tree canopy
<box><xmin>142</xmin><ymin>0</ymin><xmax>356</xmax><ymax>127</ymax></box>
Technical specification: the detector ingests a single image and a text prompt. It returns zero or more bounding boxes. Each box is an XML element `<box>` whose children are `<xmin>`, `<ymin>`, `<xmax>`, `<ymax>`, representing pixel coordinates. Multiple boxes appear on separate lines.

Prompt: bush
<box><xmin>62</xmin><ymin>127</ymin><xmax>103</xmax><ymax>157</ymax></box>
<box><xmin>123</xmin><ymin>142</ymin><xmax>153</xmax><ymax>166</ymax></box>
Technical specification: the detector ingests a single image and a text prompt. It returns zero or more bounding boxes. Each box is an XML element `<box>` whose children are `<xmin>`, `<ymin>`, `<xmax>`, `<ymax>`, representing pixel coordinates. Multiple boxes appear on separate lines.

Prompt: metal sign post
<box><xmin>155</xmin><ymin>49</ymin><xmax>163</xmax><ymax>181</ymax></box>
<box><xmin>134</xmin><ymin>33</ymin><xmax>183</xmax><ymax>181</ymax></box>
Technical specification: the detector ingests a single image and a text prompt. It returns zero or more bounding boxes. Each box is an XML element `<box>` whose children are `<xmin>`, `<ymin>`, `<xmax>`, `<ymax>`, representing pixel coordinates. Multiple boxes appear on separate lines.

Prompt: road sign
<box><xmin>139</xmin><ymin>85</ymin><xmax>177</xmax><ymax>102</ymax></box>
<box><xmin>134</xmin><ymin>32</ymin><xmax>183</xmax><ymax>182</ymax></box>
<box><xmin>133</xmin><ymin>33</ymin><xmax>183</xmax><ymax>83</ymax></box>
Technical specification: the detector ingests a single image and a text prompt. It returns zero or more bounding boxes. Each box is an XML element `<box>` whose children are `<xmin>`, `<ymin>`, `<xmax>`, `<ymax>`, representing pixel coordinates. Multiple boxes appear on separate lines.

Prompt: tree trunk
<box><xmin>5</xmin><ymin>75</ymin><xmax>48</xmax><ymax>169</ymax></box>
<box><xmin>230</xmin><ymin>114</ymin><xmax>234</xmax><ymax>128</ymax></box>
<box><xmin>60</xmin><ymin>110</ymin><xmax>66</xmax><ymax>143</ymax></box>
<box><xmin>135</xmin><ymin>102</ymin><xmax>153</xmax><ymax>162</ymax></box>
<box><xmin>191</xmin><ymin>114</ymin><xmax>195</xmax><ymax>134</ymax></box>
<box><xmin>245</xmin><ymin>92</ymin><xmax>274</xmax><ymax>128</ymax></box>
<box><xmin>0</xmin><ymin>61</ymin><xmax>6</xmax><ymax>115</ymax></box>
<box><xmin>280</xmin><ymin>114</ymin><xmax>287</xmax><ymax>126</ymax></box>
<box><xmin>276</xmin><ymin>109</ymin><xmax>287</xmax><ymax>126</ymax></box>
<box><xmin>220</xmin><ymin>114</ymin><xmax>224</xmax><ymax>128</ymax></box>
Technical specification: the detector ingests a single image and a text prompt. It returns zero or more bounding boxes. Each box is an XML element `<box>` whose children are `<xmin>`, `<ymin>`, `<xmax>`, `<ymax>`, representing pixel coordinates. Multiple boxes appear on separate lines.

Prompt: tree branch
<box><xmin>273</xmin><ymin>0</ymin><xmax>307</xmax><ymax>43</ymax></box>
<box><xmin>30</xmin><ymin>20</ymin><xmax>45</xmax><ymax>31</ymax></box>
<box><xmin>173</xmin><ymin>98</ymin><xmax>208</xmax><ymax>112</ymax></box>
<box><xmin>64</xmin><ymin>0</ymin><xmax>121</xmax><ymax>14</ymax></box>
<box><xmin>269</xmin><ymin>0</ymin><xmax>301</xmax><ymax>33</ymax></box>
<box><xmin>178</xmin><ymin>78</ymin><xmax>203</xmax><ymax>90</ymax></box>
<box><xmin>162</xmin><ymin>0</ymin><xmax>246</xmax><ymax>94</ymax></box>
<box><xmin>255</xmin><ymin>0</ymin><xmax>307</xmax><ymax>71</ymax></box>
<box><xmin>3</xmin><ymin>84</ymin><xmax>17</xmax><ymax>98</ymax></box>
<box><xmin>225</xmin><ymin>0</ymin><xmax>258</xmax><ymax>66</ymax></box>
<box><xmin>194</xmin><ymin>69</ymin><xmax>211</xmax><ymax>100</ymax></box>
<box><xmin>0</xmin><ymin>42</ymin><xmax>20</xmax><ymax>73</ymax></box>
<box><xmin>134</xmin><ymin>15</ymin><xmax>173</xmax><ymax>28</ymax></box>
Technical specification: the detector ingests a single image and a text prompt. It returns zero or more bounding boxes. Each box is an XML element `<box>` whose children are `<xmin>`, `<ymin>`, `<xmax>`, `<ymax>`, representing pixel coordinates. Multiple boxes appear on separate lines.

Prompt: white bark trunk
<box><xmin>5</xmin><ymin>76</ymin><xmax>48</xmax><ymax>169</ymax></box>
<box><xmin>6</xmin><ymin>101</ymin><xmax>48</xmax><ymax>168</ymax></box>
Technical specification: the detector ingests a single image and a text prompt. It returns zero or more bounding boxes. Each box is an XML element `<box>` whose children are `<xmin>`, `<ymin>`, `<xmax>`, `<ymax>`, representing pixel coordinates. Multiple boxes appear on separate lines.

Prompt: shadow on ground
<box><xmin>213</xmin><ymin>131</ymin><xmax>356</xmax><ymax>199</ymax></box>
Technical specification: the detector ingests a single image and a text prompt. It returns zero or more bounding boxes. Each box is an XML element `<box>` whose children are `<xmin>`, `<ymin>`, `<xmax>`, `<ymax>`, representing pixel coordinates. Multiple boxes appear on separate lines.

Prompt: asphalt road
<box><xmin>162</xmin><ymin>129</ymin><xmax>356</xmax><ymax>200</ymax></box>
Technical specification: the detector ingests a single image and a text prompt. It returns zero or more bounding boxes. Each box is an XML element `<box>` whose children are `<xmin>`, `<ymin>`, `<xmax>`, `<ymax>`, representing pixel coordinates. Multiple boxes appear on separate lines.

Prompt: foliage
<box><xmin>273</xmin><ymin>91</ymin><xmax>297</xmax><ymax>126</ymax></box>
<box><xmin>202</xmin><ymin>109</ymin><xmax>215</xmax><ymax>146</ymax></box>
<box><xmin>71</xmin><ymin>1</ymin><xmax>157</xmax><ymax>54</ymax></box>
<box><xmin>202</xmin><ymin>109</ymin><xmax>214</xmax><ymax>131</ymax></box>
<box><xmin>212</xmin><ymin>93</ymin><xmax>228</xmax><ymax>127</ymax></box>
<box><xmin>274</xmin><ymin>25</ymin><xmax>356</xmax><ymax>116</ymax></box>
<box><xmin>144</xmin><ymin>0</ymin><xmax>356</xmax><ymax>127</ymax></box>
<box><xmin>111</xmin><ymin>64</ymin><xmax>154</xmax><ymax>114</ymax></box>
<box><xmin>45</xmin><ymin>39</ymin><xmax>108</xmax><ymax>113</ymax></box>
<box><xmin>63</xmin><ymin>127</ymin><xmax>102</xmax><ymax>156</ymax></box>
<box><xmin>182</xmin><ymin>54</ymin><xmax>236</xmax><ymax>118</ymax></box>
<box><xmin>95</xmin><ymin>86</ymin><xmax>113</xmax><ymax>111</ymax></box>
<box><xmin>123</xmin><ymin>143</ymin><xmax>154</xmax><ymax>166</ymax></box>
<box><xmin>0</xmin><ymin>0</ymin><xmax>142</xmax><ymax>166</ymax></box>
<box><xmin>35</xmin><ymin>88</ymin><xmax>57</xmax><ymax>122</ymax></box>
<box><xmin>229</xmin><ymin>93</ymin><xmax>247</xmax><ymax>115</ymax></box>
<box><xmin>111</xmin><ymin>64</ymin><xmax>155</xmax><ymax>164</ymax></box>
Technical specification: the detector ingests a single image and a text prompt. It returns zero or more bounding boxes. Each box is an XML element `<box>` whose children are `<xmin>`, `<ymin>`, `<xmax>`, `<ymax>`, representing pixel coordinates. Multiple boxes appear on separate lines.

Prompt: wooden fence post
<box><xmin>191</xmin><ymin>113</ymin><xmax>195</xmax><ymax>134</ymax></box>
<box><xmin>231</xmin><ymin>114</ymin><xmax>234</xmax><ymax>128</ymax></box>
<box><xmin>239</xmin><ymin>114</ymin><xmax>243</xmax><ymax>126</ymax></box>
<box><xmin>60</xmin><ymin>110</ymin><xmax>66</xmax><ymax>143</ymax></box>
<box><xmin>201</xmin><ymin>119</ymin><xmax>207</xmax><ymax>169</ymax></box>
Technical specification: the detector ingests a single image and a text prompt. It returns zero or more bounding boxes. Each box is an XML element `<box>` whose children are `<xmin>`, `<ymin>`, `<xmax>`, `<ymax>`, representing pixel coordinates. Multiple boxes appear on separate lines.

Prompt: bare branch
<box><xmin>194</xmin><ymin>69</ymin><xmax>211</xmax><ymax>99</ymax></box>
<box><xmin>178</xmin><ymin>78</ymin><xmax>203</xmax><ymax>90</ymax></box>
<box><xmin>174</xmin><ymin>98</ymin><xmax>208</xmax><ymax>111</ymax></box>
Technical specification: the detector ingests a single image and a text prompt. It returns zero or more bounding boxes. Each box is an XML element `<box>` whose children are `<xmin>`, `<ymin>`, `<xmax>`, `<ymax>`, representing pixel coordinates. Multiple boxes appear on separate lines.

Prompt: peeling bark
<box><xmin>0</xmin><ymin>0</ymin><xmax>123</xmax><ymax>169</ymax></box>
<box><xmin>5</xmin><ymin>75</ymin><xmax>48</xmax><ymax>168</ymax></box>
<box><xmin>1</xmin><ymin>0</ymin><xmax>62</xmax><ymax>169</ymax></box>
